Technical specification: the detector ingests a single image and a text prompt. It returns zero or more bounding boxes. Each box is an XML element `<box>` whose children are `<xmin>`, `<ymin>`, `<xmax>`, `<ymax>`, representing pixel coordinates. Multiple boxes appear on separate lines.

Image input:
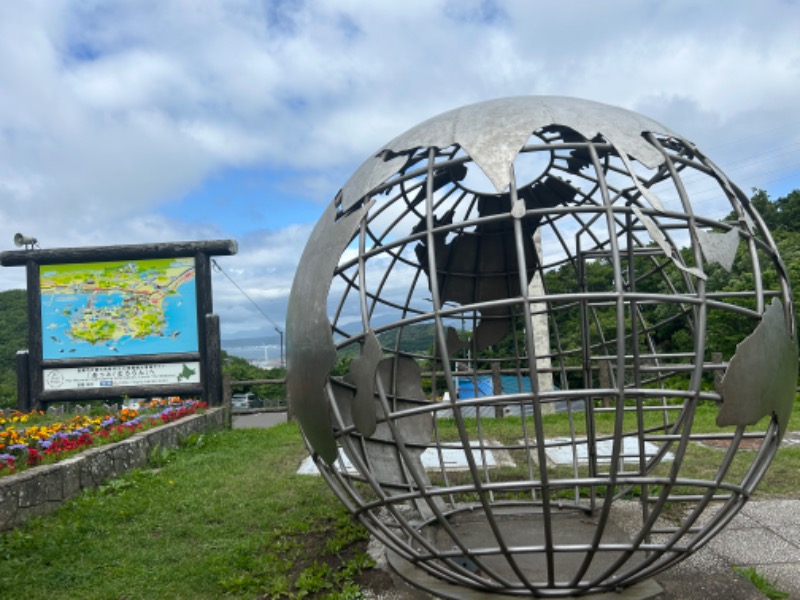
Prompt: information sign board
<box><xmin>43</xmin><ymin>362</ymin><xmax>201</xmax><ymax>391</ymax></box>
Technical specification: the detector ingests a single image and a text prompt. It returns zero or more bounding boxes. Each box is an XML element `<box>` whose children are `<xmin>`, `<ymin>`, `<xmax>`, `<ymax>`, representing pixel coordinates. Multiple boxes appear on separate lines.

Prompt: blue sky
<box><xmin>156</xmin><ymin>165</ymin><xmax>328</xmax><ymax>233</ymax></box>
<box><xmin>1</xmin><ymin>0</ymin><xmax>799</xmax><ymax>354</ymax></box>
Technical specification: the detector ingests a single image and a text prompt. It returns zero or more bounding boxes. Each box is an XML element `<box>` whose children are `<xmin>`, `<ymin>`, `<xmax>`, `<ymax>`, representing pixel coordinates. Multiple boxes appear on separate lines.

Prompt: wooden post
<box><xmin>712</xmin><ymin>352</ymin><xmax>723</xmax><ymax>390</ymax></box>
<box><xmin>196</xmin><ymin>253</ymin><xmax>212</xmax><ymax>405</ymax></box>
<box><xmin>492</xmin><ymin>362</ymin><xmax>504</xmax><ymax>418</ymax></box>
<box><xmin>26</xmin><ymin>260</ymin><xmax>43</xmax><ymax>410</ymax></box>
<box><xmin>205</xmin><ymin>314</ymin><xmax>222</xmax><ymax>407</ymax></box>
<box><xmin>599</xmin><ymin>359</ymin><xmax>613</xmax><ymax>408</ymax></box>
<box><xmin>223</xmin><ymin>373</ymin><xmax>232</xmax><ymax>427</ymax></box>
<box><xmin>285</xmin><ymin>364</ymin><xmax>294</xmax><ymax>421</ymax></box>
<box><xmin>16</xmin><ymin>350</ymin><xmax>31</xmax><ymax>412</ymax></box>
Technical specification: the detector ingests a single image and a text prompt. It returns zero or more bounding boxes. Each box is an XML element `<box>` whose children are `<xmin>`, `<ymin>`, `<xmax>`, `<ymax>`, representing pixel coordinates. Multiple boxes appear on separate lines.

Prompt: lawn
<box><xmin>0</xmin><ymin>424</ymin><xmax>379</xmax><ymax>599</ymax></box>
<box><xmin>1</xmin><ymin>401</ymin><xmax>797</xmax><ymax>599</ymax></box>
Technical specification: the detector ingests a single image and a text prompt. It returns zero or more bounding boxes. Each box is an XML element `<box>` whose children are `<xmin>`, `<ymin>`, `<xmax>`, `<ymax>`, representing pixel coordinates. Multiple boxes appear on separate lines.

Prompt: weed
<box><xmin>733</xmin><ymin>566</ymin><xmax>789</xmax><ymax>599</ymax></box>
<box><xmin>295</xmin><ymin>561</ymin><xmax>335</xmax><ymax>596</ymax></box>
<box><xmin>328</xmin><ymin>581</ymin><xmax>366</xmax><ymax>599</ymax></box>
<box><xmin>147</xmin><ymin>443</ymin><xmax>174</xmax><ymax>468</ymax></box>
<box><xmin>324</xmin><ymin>513</ymin><xmax>370</xmax><ymax>554</ymax></box>
<box><xmin>97</xmin><ymin>477</ymin><xmax>136</xmax><ymax>496</ymax></box>
<box><xmin>180</xmin><ymin>432</ymin><xmax>206</xmax><ymax>448</ymax></box>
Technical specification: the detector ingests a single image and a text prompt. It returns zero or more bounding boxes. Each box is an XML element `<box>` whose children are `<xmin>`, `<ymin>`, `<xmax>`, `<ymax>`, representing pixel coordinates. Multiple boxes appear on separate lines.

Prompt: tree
<box><xmin>0</xmin><ymin>290</ymin><xmax>27</xmax><ymax>408</ymax></box>
<box><xmin>740</xmin><ymin>188</ymin><xmax>800</xmax><ymax>234</ymax></box>
<box><xmin>221</xmin><ymin>351</ymin><xmax>286</xmax><ymax>403</ymax></box>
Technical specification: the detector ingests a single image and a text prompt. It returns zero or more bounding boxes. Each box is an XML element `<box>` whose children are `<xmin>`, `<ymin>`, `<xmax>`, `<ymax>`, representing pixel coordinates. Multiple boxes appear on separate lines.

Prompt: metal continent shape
<box><xmin>286</xmin><ymin>200</ymin><xmax>369</xmax><ymax>463</ymax></box>
<box><xmin>339</xmin><ymin>96</ymin><xmax>681</xmax><ymax>211</ymax></box>
<box><xmin>290</xmin><ymin>97</ymin><xmax>686</xmax><ymax>462</ymax></box>
<box><xmin>717</xmin><ymin>298</ymin><xmax>798</xmax><ymax>438</ymax></box>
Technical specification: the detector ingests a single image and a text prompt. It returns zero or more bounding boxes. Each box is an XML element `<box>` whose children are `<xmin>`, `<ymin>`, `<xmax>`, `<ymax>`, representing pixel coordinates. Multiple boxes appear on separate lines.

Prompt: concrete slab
<box><xmin>709</xmin><ymin>526</ymin><xmax>800</xmax><ymax>564</ymax></box>
<box><xmin>657</xmin><ymin>499</ymin><xmax>800</xmax><ymax>599</ymax></box>
<box><xmin>656</xmin><ymin>563</ymin><xmax>764</xmax><ymax>600</ymax></box>
<box><xmin>781</xmin><ymin>431</ymin><xmax>800</xmax><ymax>447</ymax></box>
<box><xmin>742</xmin><ymin>499</ymin><xmax>800</xmax><ymax>528</ymax></box>
<box><xmin>595</xmin><ymin>498</ymin><xmax>799</xmax><ymax>598</ymax></box>
<box><xmin>423</xmin><ymin>507</ymin><xmax>652</xmax><ymax>587</ymax></box>
<box><xmin>542</xmin><ymin>437</ymin><xmax>674</xmax><ymax>466</ymax></box>
<box><xmin>297</xmin><ymin>442</ymin><xmax>515</xmax><ymax>475</ymax></box>
<box><xmin>685</xmin><ymin>504</ymin><xmax>762</xmax><ymax>529</ymax></box>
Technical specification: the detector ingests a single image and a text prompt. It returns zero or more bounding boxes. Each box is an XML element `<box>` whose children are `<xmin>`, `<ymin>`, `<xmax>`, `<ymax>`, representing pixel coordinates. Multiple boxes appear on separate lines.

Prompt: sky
<box><xmin>1</xmin><ymin>0</ymin><xmax>799</xmax><ymax>356</ymax></box>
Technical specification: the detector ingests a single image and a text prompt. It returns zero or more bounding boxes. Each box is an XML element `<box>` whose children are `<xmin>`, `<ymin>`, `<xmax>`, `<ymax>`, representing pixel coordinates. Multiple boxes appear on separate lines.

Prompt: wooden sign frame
<box><xmin>1</xmin><ymin>240</ymin><xmax>237</xmax><ymax>410</ymax></box>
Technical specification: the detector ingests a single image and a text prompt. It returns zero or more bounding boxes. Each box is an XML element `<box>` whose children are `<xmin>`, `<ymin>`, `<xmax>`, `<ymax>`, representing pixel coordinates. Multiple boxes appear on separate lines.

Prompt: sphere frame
<box><xmin>286</xmin><ymin>96</ymin><xmax>797</xmax><ymax>596</ymax></box>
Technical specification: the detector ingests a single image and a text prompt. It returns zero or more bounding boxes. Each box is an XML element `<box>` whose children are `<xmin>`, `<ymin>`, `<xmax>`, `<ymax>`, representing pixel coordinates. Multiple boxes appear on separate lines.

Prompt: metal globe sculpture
<box><xmin>286</xmin><ymin>96</ymin><xmax>797</xmax><ymax>597</ymax></box>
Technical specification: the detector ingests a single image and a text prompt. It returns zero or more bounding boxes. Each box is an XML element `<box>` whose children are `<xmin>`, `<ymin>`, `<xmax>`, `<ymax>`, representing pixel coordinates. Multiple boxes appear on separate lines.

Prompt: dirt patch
<box><xmin>258</xmin><ymin>521</ymin><xmax>424</xmax><ymax>599</ymax></box>
<box><xmin>698</xmin><ymin>438</ymin><xmax>763</xmax><ymax>450</ymax></box>
<box><xmin>355</xmin><ymin>567</ymin><xmax>398</xmax><ymax>596</ymax></box>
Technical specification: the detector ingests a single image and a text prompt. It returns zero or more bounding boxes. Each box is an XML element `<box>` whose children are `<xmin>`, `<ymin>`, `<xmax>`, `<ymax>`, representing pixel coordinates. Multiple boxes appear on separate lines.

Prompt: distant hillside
<box><xmin>376</xmin><ymin>323</ymin><xmax>436</xmax><ymax>354</ymax></box>
<box><xmin>335</xmin><ymin>323</ymin><xmax>437</xmax><ymax>359</ymax></box>
<box><xmin>0</xmin><ymin>289</ymin><xmax>28</xmax><ymax>407</ymax></box>
<box><xmin>223</xmin><ymin>323</ymin><xmax>439</xmax><ymax>360</ymax></box>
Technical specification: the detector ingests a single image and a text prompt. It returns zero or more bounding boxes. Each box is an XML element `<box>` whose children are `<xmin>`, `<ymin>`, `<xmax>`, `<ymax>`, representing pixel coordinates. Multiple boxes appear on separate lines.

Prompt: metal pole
<box><xmin>275</xmin><ymin>327</ymin><xmax>284</xmax><ymax>367</ymax></box>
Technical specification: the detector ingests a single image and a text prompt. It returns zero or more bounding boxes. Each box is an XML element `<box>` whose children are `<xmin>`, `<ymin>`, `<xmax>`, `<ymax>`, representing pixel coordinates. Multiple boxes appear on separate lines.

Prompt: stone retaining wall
<box><xmin>0</xmin><ymin>406</ymin><xmax>227</xmax><ymax>531</ymax></box>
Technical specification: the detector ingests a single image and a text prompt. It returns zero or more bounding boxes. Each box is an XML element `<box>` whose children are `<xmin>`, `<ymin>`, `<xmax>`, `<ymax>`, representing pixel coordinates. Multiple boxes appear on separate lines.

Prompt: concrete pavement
<box><xmin>651</xmin><ymin>499</ymin><xmax>800</xmax><ymax>599</ymax></box>
<box><xmin>362</xmin><ymin>500</ymin><xmax>800</xmax><ymax>599</ymax></box>
<box><xmin>231</xmin><ymin>409</ymin><xmax>287</xmax><ymax>429</ymax></box>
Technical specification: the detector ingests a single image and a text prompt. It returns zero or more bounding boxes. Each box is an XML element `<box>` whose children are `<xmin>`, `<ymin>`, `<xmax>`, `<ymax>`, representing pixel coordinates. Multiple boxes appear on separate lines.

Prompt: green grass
<box><xmin>434</xmin><ymin>398</ymin><xmax>800</xmax><ymax>441</ymax></box>
<box><xmin>1</xmin><ymin>399</ymin><xmax>798</xmax><ymax>598</ymax></box>
<box><xmin>733</xmin><ymin>566</ymin><xmax>789</xmax><ymax>599</ymax></box>
<box><xmin>431</xmin><ymin>399</ymin><xmax>800</xmax><ymax>495</ymax></box>
<box><xmin>0</xmin><ymin>425</ymin><xmax>372</xmax><ymax>599</ymax></box>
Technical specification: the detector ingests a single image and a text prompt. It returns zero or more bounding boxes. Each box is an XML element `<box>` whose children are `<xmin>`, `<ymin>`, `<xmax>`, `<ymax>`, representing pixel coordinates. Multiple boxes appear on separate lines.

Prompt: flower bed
<box><xmin>1</xmin><ymin>403</ymin><xmax>226</xmax><ymax>531</ymax></box>
<box><xmin>1</xmin><ymin>399</ymin><xmax>207</xmax><ymax>477</ymax></box>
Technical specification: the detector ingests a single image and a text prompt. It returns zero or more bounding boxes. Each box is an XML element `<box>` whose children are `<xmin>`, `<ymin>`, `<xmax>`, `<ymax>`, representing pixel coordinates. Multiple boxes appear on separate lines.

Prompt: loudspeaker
<box><xmin>13</xmin><ymin>233</ymin><xmax>37</xmax><ymax>248</ymax></box>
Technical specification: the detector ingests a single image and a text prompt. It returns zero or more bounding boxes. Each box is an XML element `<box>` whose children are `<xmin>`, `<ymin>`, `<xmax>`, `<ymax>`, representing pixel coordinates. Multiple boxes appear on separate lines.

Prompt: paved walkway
<box><xmin>656</xmin><ymin>499</ymin><xmax>800</xmax><ymax>599</ymax></box>
<box><xmin>231</xmin><ymin>409</ymin><xmax>287</xmax><ymax>429</ymax></box>
<box><xmin>236</xmin><ymin>413</ymin><xmax>799</xmax><ymax>598</ymax></box>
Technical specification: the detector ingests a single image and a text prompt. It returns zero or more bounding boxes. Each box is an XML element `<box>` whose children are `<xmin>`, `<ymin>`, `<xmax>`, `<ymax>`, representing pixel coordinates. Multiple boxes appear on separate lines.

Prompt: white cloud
<box><xmin>0</xmin><ymin>0</ymin><xmax>798</xmax><ymax>338</ymax></box>
<box><xmin>211</xmin><ymin>222</ymin><xmax>314</xmax><ymax>336</ymax></box>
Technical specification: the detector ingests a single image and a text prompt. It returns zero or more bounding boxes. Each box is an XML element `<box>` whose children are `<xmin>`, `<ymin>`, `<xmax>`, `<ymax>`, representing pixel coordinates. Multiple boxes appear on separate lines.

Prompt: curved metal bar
<box><xmin>285</xmin><ymin>96</ymin><xmax>793</xmax><ymax>596</ymax></box>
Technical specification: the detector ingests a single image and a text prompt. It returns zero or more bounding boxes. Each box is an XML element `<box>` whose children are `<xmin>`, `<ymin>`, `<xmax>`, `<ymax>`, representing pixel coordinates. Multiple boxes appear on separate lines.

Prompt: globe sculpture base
<box><xmin>388</xmin><ymin>552</ymin><xmax>663</xmax><ymax>599</ymax></box>
<box><xmin>386</xmin><ymin>504</ymin><xmax>664</xmax><ymax>598</ymax></box>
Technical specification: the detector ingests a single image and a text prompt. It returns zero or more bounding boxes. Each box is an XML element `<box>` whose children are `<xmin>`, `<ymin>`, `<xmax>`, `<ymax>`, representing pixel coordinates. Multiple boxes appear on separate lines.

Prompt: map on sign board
<box><xmin>40</xmin><ymin>258</ymin><xmax>199</xmax><ymax>360</ymax></box>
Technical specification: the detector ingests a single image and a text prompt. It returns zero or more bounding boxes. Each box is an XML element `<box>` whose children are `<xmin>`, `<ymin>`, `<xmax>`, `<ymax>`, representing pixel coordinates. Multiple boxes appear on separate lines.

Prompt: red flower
<box><xmin>27</xmin><ymin>448</ymin><xmax>42</xmax><ymax>466</ymax></box>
